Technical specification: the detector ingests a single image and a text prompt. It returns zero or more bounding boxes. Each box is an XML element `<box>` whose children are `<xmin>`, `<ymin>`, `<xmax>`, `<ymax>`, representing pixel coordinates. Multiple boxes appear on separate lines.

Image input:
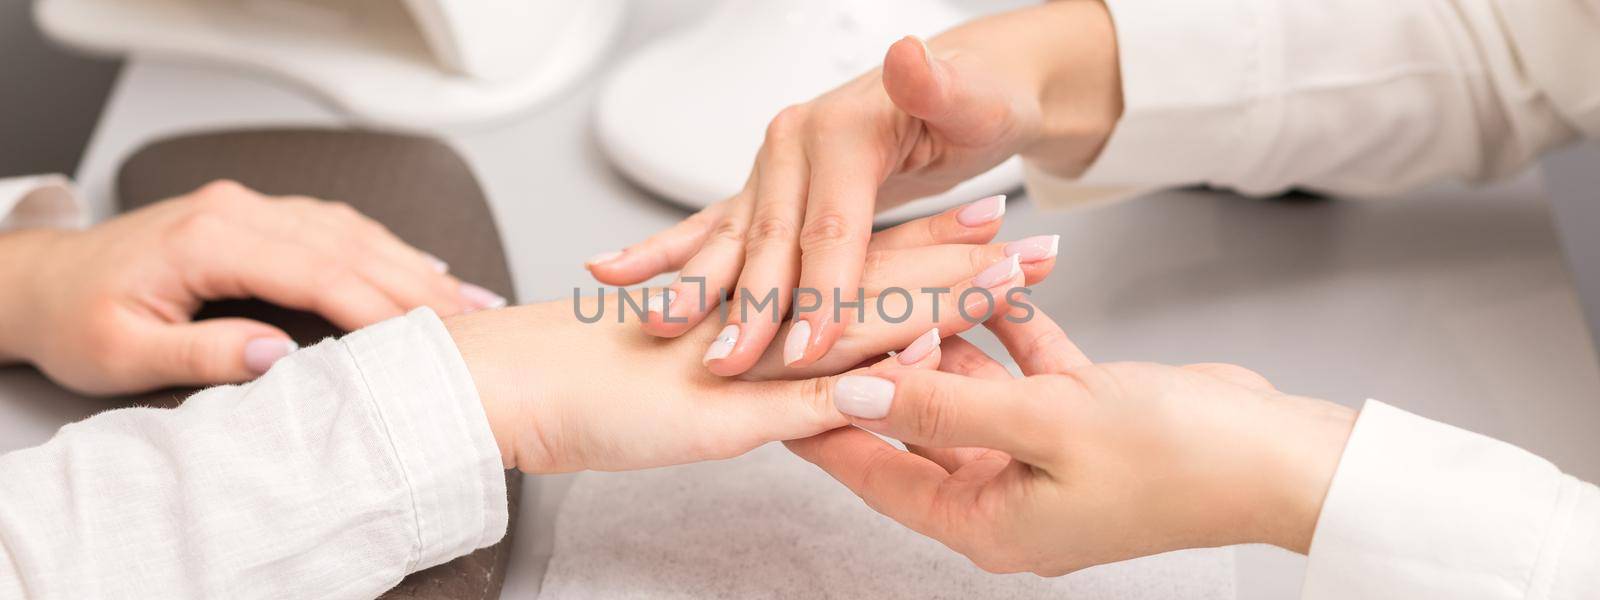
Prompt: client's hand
<box><xmin>447</xmin><ymin>230</ymin><xmax>1044</xmax><ymax>473</ymax></box>
<box><xmin>0</xmin><ymin>180</ymin><xmax>502</xmax><ymax>395</ymax></box>
<box><xmin>587</xmin><ymin>0</ymin><xmax>1120</xmax><ymax>375</ymax></box>
<box><xmin>787</xmin><ymin>308</ymin><xmax>1358</xmax><ymax>576</ymax></box>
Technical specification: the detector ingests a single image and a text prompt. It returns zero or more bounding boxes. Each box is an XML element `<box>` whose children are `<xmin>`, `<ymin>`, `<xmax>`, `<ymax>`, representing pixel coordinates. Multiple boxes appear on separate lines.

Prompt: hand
<box><xmin>0</xmin><ymin>180</ymin><xmax>504</xmax><ymax>395</ymax></box>
<box><xmin>586</xmin><ymin>0</ymin><xmax>1121</xmax><ymax>376</ymax></box>
<box><xmin>446</xmin><ymin>219</ymin><xmax>1052</xmax><ymax>473</ymax></box>
<box><xmin>786</xmin><ymin>308</ymin><xmax>1357</xmax><ymax>576</ymax></box>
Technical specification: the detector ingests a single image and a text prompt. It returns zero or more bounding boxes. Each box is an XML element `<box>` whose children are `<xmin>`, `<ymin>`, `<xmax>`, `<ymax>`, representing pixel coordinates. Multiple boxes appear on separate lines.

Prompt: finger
<box><xmin>937</xmin><ymin>336</ymin><xmax>1013</xmax><ymax>380</ymax></box>
<box><xmin>984</xmin><ymin>301</ymin><xmax>1090</xmax><ymax>375</ymax></box>
<box><xmin>587</xmin><ymin>202</ymin><xmax>729</xmax><ymax>286</ymax></box>
<box><xmin>830</xmin><ymin>368</ymin><xmax>1059</xmax><ymax>465</ymax></box>
<box><xmin>1183</xmin><ymin>363</ymin><xmax>1277</xmax><ymax>391</ymax></box>
<box><xmin>872</xmin><ymin>328</ymin><xmax>942</xmax><ymax>370</ymax></box>
<box><xmin>706</xmin><ymin>121</ymin><xmax>810</xmax><ymax>376</ymax></box>
<box><xmin>644</xmin><ymin>192</ymin><xmax>756</xmax><ymax>339</ymax></box>
<box><xmin>184</xmin><ymin>229</ymin><xmax>409</xmax><ymax>330</ymax></box>
<box><xmin>912</xmin><ymin>336</ymin><xmax>1010</xmax><ymax>473</ymax></box>
<box><xmin>768</xmin><ymin>254</ymin><xmax>1025</xmax><ymax>379</ymax></box>
<box><xmin>784</xmin><ymin>427</ymin><xmax>953</xmax><ymax>540</ymax></box>
<box><xmin>866</xmin><ymin>195</ymin><xmax>1007</xmax><ymax>252</ymax></box>
<box><xmin>334</xmin><ymin>206</ymin><xmax>501</xmax><ymax>314</ymax></box>
<box><xmin>859</xmin><ymin>237</ymin><xmax>1058</xmax><ymax>295</ymax></box>
<box><xmin>354</xmin><ymin>257</ymin><xmax>470</xmax><ymax>317</ymax></box>
<box><xmin>137</xmin><ymin>318</ymin><xmax>298</xmax><ymax>388</ymax></box>
<box><xmin>882</xmin><ymin>36</ymin><xmax>1016</xmax><ymax>145</ymax></box>
<box><xmin>786</xmin><ymin>134</ymin><xmax>882</xmax><ymax>368</ymax></box>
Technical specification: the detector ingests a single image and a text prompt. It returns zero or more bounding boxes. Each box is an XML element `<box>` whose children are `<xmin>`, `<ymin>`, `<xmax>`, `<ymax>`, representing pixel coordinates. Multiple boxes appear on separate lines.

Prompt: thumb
<box><xmin>832</xmin><ymin>369</ymin><xmax>1056</xmax><ymax>464</ymax></box>
<box><xmin>142</xmin><ymin>318</ymin><xmax>298</xmax><ymax>387</ymax></box>
<box><xmin>882</xmin><ymin>36</ymin><xmax>1016</xmax><ymax>146</ymax></box>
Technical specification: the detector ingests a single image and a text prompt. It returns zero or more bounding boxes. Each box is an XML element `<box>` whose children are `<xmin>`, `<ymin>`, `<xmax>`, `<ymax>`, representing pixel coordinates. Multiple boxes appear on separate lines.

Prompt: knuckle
<box><xmin>745</xmin><ymin>213</ymin><xmax>797</xmax><ymax>250</ymax></box>
<box><xmin>168</xmin><ymin>210</ymin><xmax>230</xmax><ymax>245</ymax></box>
<box><xmin>710</xmin><ymin>217</ymin><xmax>747</xmax><ymax>245</ymax></box>
<box><xmin>861</xmin><ymin>250</ymin><xmax>890</xmax><ymax>279</ymax></box>
<box><xmin>764</xmin><ymin>105</ymin><xmax>806</xmax><ymax>142</ymax></box>
<box><xmin>195</xmin><ymin>179</ymin><xmax>246</xmax><ymax>199</ymax></box>
<box><xmin>912</xmin><ymin>385</ymin><xmax>959</xmax><ymax>445</ymax></box>
<box><xmin>799</xmin><ymin>211</ymin><xmax>866</xmax><ymax>253</ymax></box>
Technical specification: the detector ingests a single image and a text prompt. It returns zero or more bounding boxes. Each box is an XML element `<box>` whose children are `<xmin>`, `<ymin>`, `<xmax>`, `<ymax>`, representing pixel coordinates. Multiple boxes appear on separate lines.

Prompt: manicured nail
<box><xmin>835</xmin><ymin>375</ymin><xmax>894</xmax><ymax>419</ymax></box>
<box><xmin>784</xmin><ymin>320</ymin><xmax>812</xmax><ymax>365</ymax></box>
<box><xmin>586</xmin><ymin>250</ymin><xmax>624</xmax><ymax>267</ymax></box>
<box><xmin>973</xmin><ymin>254</ymin><xmax>1021</xmax><ymax>288</ymax></box>
<box><xmin>704</xmin><ymin>324</ymin><xmax>739</xmax><ymax>364</ymax></box>
<box><xmin>646</xmin><ymin>289</ymin><xmax>677</xmax><ymax>315</ymax></box>
<box><xmin>897</xmin><ymin>328</ymin><xmax>941</xmax><ymax>365</ymax></box>
<box><xmin>423</xmin><ymin>253</ymin><xmax>449</xmax><ymax>274</ymax></box>
<box><xmin>244</xmin><ymin>338</ymin><xmax>297</xmax><ymax>375</ymax></box>
<box><xmin>1003</xmin><ymin>235</ymin><xmax>1060</xmax><ymax>263</ymax></box>
<box><xmin>956</xmin><ymin>194</ymin><xmax>1006</xmax><ymax>227</ymax></box>
<box><xmin>460</xmin><ymin>283</ymin><xmax>508</xmax><ymax>311</ymax></box>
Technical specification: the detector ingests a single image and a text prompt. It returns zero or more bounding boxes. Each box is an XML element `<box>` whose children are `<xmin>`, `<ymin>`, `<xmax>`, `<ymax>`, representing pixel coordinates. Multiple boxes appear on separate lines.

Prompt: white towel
<box><xmin>540</xmin><ymin>442</ymin><xmax>1234</xmax><ymax>598</ymax></box>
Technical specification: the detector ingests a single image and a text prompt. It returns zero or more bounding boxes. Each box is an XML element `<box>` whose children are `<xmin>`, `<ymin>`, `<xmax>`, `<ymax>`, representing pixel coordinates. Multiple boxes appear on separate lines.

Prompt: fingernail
<box><xmin>703</xmin><ymin>324</ymin><xmax>739</xmax><ymax>364</ymax></box>
<box><xmin>244</xmin><ymin>338</ymin><xmax>298</xmax><ymax>375</ymax></box>
<box><xmin>910</xmin><ymin>35</ymin><xmax>936</xmax><ymax>70</ymax></box>
<box><xmin>956</xmin><ymin>194</ymin><xmax>1006</xmax><ymax>227</ymax></box>
<box><xmin>423</xmin><ymin>253</ymin><xmax>449</xmax><ymax>274</ymax></box>
<box><xmin>646</xmin><ymin>289</ymin><xmax>677</xmax><ymax>315</ymax></box>
<box><xmin>784</xmin><ymin>320</ymin><xmax>812</xmax><ymax>365</ymax></box>
<box><xmin>586</xmin><ymin>250</ymin><xmax>624</xmax><ymax>267</ymax></box>
<box><xmin>973</xmin><ymin>254</ymin><xmax>1021</xmax><ymax>288</ymax></box>
<box><xmin>897</xmin><ymin>328</ymin><xmax>941</xmax><ymax>365</ymax></box>
<box><xmin>1003</xmin><ymin>235</ymin><xmax>1060</xmax><ymax>263</ymax></box>
<box><xmin>835</xmin><ymin>375</ymin><xmax>894</xmax><ymax>419</ymax></box>
<box><xmin>460</xmin><ymin>283</ymin><xmax>508</xmax><ymax>311</ymax></box>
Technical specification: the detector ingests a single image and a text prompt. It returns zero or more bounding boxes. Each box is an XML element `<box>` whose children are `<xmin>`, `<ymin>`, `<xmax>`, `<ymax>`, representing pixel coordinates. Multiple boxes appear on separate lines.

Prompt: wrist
<box><xmin>0</xmin><ymin>229</ymin><xmax>65</xmax><ymax>362</ymax></box>
<box><xmin>1253</xmin><ymin>395</ymin><xmax>1358</xmax><ymax>553</ymax></box>
<box><xmin>1020</xmin><ymin>0</ymin><xmax>1123</xmax><ymax>176</ymax></box>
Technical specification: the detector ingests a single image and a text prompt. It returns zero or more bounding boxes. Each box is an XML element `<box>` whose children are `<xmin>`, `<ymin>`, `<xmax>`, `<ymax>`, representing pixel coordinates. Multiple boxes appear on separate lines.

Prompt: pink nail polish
<box><xmin>956</xmin><ymin>195</ymin><xmax>1006</xmax><ymax>227</ymax></box>
<box><xmin>897</xmin><ymin>328</ymin><xmax>941</xmax><ymax>365</ymax></box>
<box><xmin>784</xmin><ymin>320</ymin><xmax>812</xmax><ymax>365</ymax></box>
<box><xmin>1003</xmin><ymin>235</ymin><xmax>1060</xmax><ymax>263</ymax></box>
<box><xmin>244</xmin><ymin>338</ymin><xmax>298</xmax><ymax>375</ymax></box>
<box><xmin>835</xmin><ymin>376</ymin><xmax>895</xmax><ymax>419</ymax></box>
<box><xmin>423</xmin><ymin>253</ymin><xmax>449</xmax><ymax>274</ymax></box>
<box><xmin>704</xmin><ymin>324</ymin><xmax>739</xmax><ymax>364</ymax></box>
<box><xmin>460</xmin><ymin>283</ymin><xmax>508</xmax><ymax>311</ymax></box>
<box><xmin>972</xmin><ymin>255</ymin><xmax>1021</xmax><ymax>288</ymax></box>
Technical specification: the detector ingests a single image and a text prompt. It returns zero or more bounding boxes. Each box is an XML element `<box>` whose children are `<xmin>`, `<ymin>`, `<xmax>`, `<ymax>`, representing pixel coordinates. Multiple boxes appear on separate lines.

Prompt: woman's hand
<box><xmin>586</xmin><ymin>0</ymin><xmax>1121</xmax><ymax>376</ymax></box>
<box><xmin>0</xmin><ymin>180</ymin><xmax>503</xmax><ymax>395</ymax></box>
<box><xmin>786</xmin><ymin>309</ymin><xmax>1358</xmax><ymax>576</ymax></box>
<box><xmin>446</xmin><ymin>220</ymin><xmax>1052</xmax><ymax>473</ymax></box>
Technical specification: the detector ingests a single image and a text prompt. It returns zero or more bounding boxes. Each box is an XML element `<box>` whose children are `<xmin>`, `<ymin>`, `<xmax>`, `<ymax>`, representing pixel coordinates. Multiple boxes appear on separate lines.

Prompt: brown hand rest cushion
<box><xmin>115</xmin><ymin>129</ymin><xmax>520</xmax><ymax>600</ymax></box>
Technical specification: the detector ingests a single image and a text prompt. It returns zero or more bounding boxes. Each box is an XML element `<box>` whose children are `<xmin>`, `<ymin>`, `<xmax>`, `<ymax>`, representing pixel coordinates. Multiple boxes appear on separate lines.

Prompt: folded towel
<box><xmin>540</xmin><ymin>442</ymin><xmax>1234</xmax><ymax>598</ymax></box>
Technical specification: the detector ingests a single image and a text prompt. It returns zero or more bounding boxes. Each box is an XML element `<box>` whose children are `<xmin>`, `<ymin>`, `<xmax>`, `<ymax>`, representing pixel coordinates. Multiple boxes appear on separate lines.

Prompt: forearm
<box><xmin>0</xmin><ymin>309</ymin><xmax>507</xmax><ymax>597</ymax></box>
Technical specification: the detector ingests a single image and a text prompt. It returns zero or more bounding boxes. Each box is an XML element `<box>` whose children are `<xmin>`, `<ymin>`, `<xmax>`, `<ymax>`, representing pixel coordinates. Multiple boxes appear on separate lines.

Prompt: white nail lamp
<box><xmin>595</xmin><ymin>0</ymin><xmax>1028</xmax><ymax>223</ymax></box>
<box><xmin>34</xmin><ymin>0</ymin><xmax>626</xmax><ymax>131</ymax></box>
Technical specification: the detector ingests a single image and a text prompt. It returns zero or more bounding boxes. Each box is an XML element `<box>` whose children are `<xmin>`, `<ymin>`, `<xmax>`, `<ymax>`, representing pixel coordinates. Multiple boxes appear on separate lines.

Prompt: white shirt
<box><xmin>1027</xmin><ymin>0</ymin><xmax>1600</xmax><ymax>597</ymax></box>
<box><xmin>0</xmin><ymin>180</ymin><xmax>507</xmax><ymax>598</ymax></box>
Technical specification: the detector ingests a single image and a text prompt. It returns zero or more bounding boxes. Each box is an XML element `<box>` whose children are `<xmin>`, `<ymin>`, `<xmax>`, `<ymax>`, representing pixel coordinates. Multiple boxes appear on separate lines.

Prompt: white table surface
<box><xmin>6</xmin><ymin>3</ymin><xmax>1600</xmax><ymax>598</ymax></box>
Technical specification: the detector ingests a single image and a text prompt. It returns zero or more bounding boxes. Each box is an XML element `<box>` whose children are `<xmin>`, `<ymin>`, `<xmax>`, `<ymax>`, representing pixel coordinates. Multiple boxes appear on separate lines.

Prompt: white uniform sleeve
<box><xmin>0</xmin><ymin>308</ymin><xmax>508</xmax><ymax>599</ymax></box>
<box><xmin>0</xmin><ymin>175</ymin><xmax>86</xmax><ymax>231</ymax></box>
<box><xmin>1303</xmin><ymin>400</ymin><xmax>1599</xmax><ymax>599</ymax></box>
<box><xmin>1035</xmin><ymin>0</ymin><xmax>1600</xmax><ymax>198</ymax></box>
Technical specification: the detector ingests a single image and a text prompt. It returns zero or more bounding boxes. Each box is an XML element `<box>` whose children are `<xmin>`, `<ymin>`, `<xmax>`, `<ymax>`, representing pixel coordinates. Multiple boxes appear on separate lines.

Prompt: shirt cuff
<box><xmin>342</xmin><ymin>308</ymin><xmax>509</xmax><ymax>571</ymax></box>
<box><xmin>1302</xmin><ymin>399</ymin><xmax>1579</xmax><ymax>599</ymax></box>
<box><xmin>0</xmin><ymin>175</ymin><xmax>88</xmax><ymax>231</ymax></box>
<box><xmin>1069</xmin><ymin>0</ymin><xmax>1284</xmax><ymax>195</ymax></box>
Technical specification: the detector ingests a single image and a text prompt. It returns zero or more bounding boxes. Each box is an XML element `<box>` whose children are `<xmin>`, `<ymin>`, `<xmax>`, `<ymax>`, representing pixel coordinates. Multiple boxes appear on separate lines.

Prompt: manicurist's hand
<box><xmin>0</xmin><ymin>180</ymin><xmax>503</xmax><ymax>395</ymax></box>
<box><xmin>786</xmin><ymin>309</ymin><xmax>1358</xmax><ymax>575</ymax></box>
<box><xmin>447</xmin><ymin>212</ymin><xmax>1056</xmax><ymax>473</ymax></box>
<box><xmin>586</xmin><ymin>0</ymin><xmax>1121</xmax><ymax>375</ymax></box>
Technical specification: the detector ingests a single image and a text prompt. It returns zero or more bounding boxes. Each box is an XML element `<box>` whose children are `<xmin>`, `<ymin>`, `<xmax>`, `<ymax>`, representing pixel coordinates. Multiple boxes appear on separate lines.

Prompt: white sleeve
<box><xmin>0</xmin><ymin>308</ymin><xmax>508</xmax><ymax>599</ymax></box>
<box><xmin>1044</xmin><ymin>0</ymin><xmax>1600</xmax><ymax>198</ymax></box>
<box><xmin>1303</xmin><ymin>400</ymin><xmax>1599</xmax><ymax>599</ymax></box>
<box><xmin>0</xmin><ymin>175</ymin><xmax>86</xmax><ymax>231</ymax></box>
